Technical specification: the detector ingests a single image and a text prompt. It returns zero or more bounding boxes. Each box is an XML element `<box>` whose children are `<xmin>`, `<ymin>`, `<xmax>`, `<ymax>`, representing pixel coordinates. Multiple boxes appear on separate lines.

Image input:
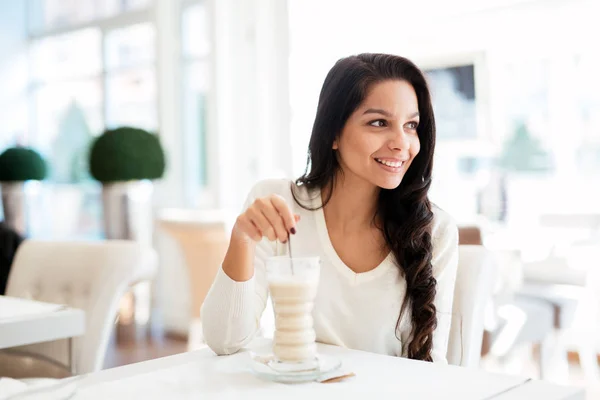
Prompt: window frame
<box><xmin>180</xmin><ymin>0</ymin><xmax>217</xmax><ymax>208</ymax></box>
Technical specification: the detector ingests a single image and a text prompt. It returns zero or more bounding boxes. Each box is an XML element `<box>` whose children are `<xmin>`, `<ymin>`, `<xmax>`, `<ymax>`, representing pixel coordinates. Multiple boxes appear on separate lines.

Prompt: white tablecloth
<box><xmin>0</xmin><ymin>295</ymin><xmax>85</xmax><ymax>350</ymax></box>
<box><xmin>0</xmin><ymin>296</ymin><xmax>64</xmax><ymax>320</ymax></box>
<box><xmin>492</xmin><ymin>380</ymin><xmax>585</xmax><ymax>400</ymax></box>
<box><xmin>69</xmin><ymin>340</ymin><xmax>582</xmax><ymax>399</ymax></box>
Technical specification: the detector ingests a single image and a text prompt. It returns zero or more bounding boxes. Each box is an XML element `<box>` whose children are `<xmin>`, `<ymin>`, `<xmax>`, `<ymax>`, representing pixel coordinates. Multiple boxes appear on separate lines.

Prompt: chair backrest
<box><xmin>5</xmin><ymin>240</ymin><xmax>158</xmax><ymax>373</ymax></box>
<box><xmin>458</xmin><ymin>225</ymin><xmax>483</xmax><ymax>246</ymax></box>
<box><xmin>447</xmin><ymin>245</ymin><xmax>497</xmax><ymax>367</ymax></box>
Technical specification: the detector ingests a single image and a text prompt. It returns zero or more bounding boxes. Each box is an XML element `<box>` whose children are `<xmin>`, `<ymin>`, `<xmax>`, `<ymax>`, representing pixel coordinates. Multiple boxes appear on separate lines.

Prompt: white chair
<box><xmin>447</xmin><ymin>245</ymin><xmax>498</xmax><ymax>367</ymax></box>
<box><xmin>516</xmin><ymin>254</ymin><xmax>600</xmax><ymax>382</ymax></box>
<box><xmin>3</xmin><ymin>240</ymin><xmax>158</xmax><ymax>375</ymax></box>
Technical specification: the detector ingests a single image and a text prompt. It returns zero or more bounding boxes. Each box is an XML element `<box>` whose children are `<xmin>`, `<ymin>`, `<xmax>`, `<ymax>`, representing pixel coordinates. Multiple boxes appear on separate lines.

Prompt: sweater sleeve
<box><xmin>200</xmin><ymin>184</ymin><xmax>275</xmax><ymax>355</ymax></box>
<box><xmin>430</xmin><ymin>213</ymin><xmax>459</xmax><ymax>364</ymax></box>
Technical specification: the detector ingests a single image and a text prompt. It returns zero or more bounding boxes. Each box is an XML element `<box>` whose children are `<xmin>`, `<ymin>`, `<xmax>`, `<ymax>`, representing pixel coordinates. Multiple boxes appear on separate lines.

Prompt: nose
<box><xmin>388</xmin><ymin>127</ymin><xmax>411</xmax><ymax>152</ymax></box>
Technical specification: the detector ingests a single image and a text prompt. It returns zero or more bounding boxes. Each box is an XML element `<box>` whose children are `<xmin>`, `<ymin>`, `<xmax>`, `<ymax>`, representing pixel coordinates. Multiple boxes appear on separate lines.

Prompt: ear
<box><xmin>332</xmin><ymin>139</ymin><xmax>339</xmax><ymax>150</ymax></box>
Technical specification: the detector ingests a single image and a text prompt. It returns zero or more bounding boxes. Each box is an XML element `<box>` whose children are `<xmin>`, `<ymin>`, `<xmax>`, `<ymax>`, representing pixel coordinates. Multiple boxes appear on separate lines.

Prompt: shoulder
<box><xmin>247</xmin><ymin>178</ymin><xmax>294</xmax><ymax>199</ymax></box>
<box><xmin>244</xmin><ymin>179</ymin><xmax>311</xmax><ymax>208</ymax></box>
<box><xmin>430</xmin><ymin>203</ymin><xmax>459</xmax><ymax>275</ymax></box>
<box><xmin>431</xmin><ymin>203</ymin><xmax>458</xmax><ymax>246</ymax></box>
<box><xmin>243</xmin><ymin>179</ymin><xmax>316</xmax><ymax>212</ymax></box>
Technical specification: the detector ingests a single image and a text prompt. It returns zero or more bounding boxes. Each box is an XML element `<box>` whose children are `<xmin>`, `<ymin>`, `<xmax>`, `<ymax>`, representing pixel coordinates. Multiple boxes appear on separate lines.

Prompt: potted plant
<box><xmin>89</xmin><ymin>126</ymin><xmax>166</xmax><ymax>242</ymax></box>
<box><xmin>90</xmin><ymin>127</ymin><xmax>166</xmax><ymax>342</ymax></box>
<box><xmin>0</xmin><ymin>147</ymin><xmax>48</xmax><ymax>236</ymax></box>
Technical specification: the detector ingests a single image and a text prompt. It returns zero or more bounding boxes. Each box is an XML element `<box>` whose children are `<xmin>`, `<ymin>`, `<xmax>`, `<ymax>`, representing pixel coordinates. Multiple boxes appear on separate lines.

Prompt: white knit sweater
<box><xmin>201</xmin><ymin>179</ymin><xmax>459</xmax><ymax>362</ymax></box>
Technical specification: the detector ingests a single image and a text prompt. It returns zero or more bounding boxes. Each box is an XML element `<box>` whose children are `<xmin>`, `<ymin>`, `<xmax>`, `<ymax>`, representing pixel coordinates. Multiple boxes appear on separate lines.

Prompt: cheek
<box><xmin>339</xmin><ymin>129</ymin><xmax>379</xmax><ymax>157</ymax></box>
<box><xmin>410</xmin><ymin>136</ymin><xmax>421</xmax><ymax>158</ymax></box>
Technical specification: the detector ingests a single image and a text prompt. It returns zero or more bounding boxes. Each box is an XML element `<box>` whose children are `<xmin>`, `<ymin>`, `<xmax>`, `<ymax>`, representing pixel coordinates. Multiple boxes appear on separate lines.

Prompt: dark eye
<box><xmin>369</xmin><ymin>119</ymin><xmax>387</xmax><ymax>127</ymax></box>
<box><xmin>406</xmin><ymin>121</ymin><xmax>419</xmax><ymax>130</ymax></box>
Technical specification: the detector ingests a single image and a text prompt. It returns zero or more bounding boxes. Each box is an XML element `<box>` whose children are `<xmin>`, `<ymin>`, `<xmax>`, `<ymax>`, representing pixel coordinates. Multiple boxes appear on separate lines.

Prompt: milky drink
<box><xmin>268</xmin><ymin>278</ymin><xmax>318</xmax><ymax>363</ymax></box>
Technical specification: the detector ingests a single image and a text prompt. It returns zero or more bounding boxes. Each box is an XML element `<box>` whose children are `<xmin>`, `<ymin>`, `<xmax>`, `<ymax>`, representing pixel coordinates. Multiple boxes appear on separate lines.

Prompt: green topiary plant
<box><xmin>89</xmin><ymin>126</ymin><xmax>166</xmax><ymax>182</ymax></box>
<box><xmin>0</xmin><ymin>147</ymin><xmax>48</xmax><ymax>182</ymax></box>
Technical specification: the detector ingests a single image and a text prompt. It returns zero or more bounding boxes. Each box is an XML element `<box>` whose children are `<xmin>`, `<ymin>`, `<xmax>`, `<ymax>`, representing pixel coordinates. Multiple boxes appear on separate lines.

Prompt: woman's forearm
<box><xmin>221</xmin><ymin>230</ymin><xmax>257</xmax><ymax>282</ymax></box>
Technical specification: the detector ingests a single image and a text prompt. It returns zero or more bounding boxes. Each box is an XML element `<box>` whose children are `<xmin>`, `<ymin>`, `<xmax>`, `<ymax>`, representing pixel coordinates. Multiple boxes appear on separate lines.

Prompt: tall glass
<box><xmin>266</xmin><ymin>256</ymin><xmax>320</xmax><ymax>369</ymax></box>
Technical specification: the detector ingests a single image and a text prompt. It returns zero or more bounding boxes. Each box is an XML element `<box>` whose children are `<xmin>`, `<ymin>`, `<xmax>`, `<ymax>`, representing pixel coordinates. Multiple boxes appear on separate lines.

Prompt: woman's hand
<box><xmin>232</xmin><ymin>195</ymin><xmax>300</xmax><ymax>245</ymax></box>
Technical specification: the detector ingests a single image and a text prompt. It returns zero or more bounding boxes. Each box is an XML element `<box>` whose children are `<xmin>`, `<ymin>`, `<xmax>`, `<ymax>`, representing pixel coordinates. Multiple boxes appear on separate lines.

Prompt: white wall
<box><xmin>212</xmin><ymin>0</ymin><xmax>293</xmax><ymax>213</ymax></box>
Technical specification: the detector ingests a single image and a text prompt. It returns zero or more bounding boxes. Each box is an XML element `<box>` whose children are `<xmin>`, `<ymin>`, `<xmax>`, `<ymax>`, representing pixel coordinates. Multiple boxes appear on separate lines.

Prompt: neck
<box><xmin>322</xmin><ymin>171</ymin><xmax>380</xmax><ymax>233</ymax></box>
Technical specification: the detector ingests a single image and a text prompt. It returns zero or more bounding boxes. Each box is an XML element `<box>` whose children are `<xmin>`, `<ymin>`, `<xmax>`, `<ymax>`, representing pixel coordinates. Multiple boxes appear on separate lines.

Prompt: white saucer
<box><xmin>248</xmin><ymin>351</ymin><xmax>342</xmax><ymax>383</ymax></box>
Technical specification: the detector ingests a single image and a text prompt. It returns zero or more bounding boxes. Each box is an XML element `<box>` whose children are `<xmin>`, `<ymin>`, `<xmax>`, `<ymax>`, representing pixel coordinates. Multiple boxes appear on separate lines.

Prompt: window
<box><xmin>495</xmin><ymin>55</ymin><xmax>600</xmax><ymax>226</ymax></box>
<box><xmin>105</xmin><ymin>23</ymin><xmax>155</xmax><ymax>69</ymax></box>
<box><xmin>33</xmin><ymin>79</ymin><xmax>103</xmax><ymax>158</ymax></box>
<box><xmin>105</xmin><ymin>23</ymin><xmax>157</xmax><ymax>130</ymax></box>
<box><xmin>25</xmin><ymin>0</ymin><xmax>156</xmax><ymax>239</ymax></box>
<box><xmin>28</xmin><ymin>0</ymin><xmax>151</xmax><ymax>34</ymax></box>
<box><xmin>181</xmin><ymin>1</ymin><xmax>212</xmax><ymax>205</ymax></box>
<box><xmin>30</xmin><ymin>28</ymin><xmax>102</xmax><ymax>81</ymax></box>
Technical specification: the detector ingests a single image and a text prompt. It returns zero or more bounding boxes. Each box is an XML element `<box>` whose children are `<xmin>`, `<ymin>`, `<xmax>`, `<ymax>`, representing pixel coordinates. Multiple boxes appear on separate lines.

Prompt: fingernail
<box><xmin>282</xmin><ymin>240</ymin><xmax>287</xmax><ymax>244</ymax></box>
<box><xmin>290</xmin><ymin>227</ymin><xmax>296</xmax><ymax>235</ymax></box>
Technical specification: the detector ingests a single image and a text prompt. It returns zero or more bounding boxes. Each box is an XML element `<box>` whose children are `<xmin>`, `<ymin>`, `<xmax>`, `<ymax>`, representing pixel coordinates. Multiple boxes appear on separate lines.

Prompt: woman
<box><xmin>202</xmin><ymin>53</ymin><xmax>458</xmax><ymax>363</ymax></box>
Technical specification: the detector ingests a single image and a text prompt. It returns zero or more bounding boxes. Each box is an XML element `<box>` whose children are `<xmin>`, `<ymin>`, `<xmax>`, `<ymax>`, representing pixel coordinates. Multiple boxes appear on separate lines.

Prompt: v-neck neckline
<box><xmin>312</xmin><ymin>189</ymin><xmax>394</xmax><ymax>286</ymax></box>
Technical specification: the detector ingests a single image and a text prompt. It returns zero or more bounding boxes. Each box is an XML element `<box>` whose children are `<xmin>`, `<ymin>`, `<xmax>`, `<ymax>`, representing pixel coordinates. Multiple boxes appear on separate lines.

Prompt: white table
<box><xmin>491</xmin><ymin>380</ymin><xmax>585</xmax><ymax>399</ymax></box>
<box><xmin>0</xmin><ymin>296</ymin><xmax>85</xmax><ymax>373</ymax></box>
<box><xmin>72</xmin><ymin>340</ymin><xmax>585</xmax><ymax>399</ymax></box>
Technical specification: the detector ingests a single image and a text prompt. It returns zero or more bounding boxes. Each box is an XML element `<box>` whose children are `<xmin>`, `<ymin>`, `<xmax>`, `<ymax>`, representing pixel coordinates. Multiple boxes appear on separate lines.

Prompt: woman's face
<box><xmin>334</xmin><ymin>80</ymin><xmax>421</xmax><ymax>190</ymax></box>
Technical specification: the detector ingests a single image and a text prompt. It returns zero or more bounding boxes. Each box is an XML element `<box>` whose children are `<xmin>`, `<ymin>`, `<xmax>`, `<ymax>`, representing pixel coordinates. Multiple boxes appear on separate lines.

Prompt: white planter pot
<box><xmin>0</xmin><ymin>182</ymin><xmax>41</xmax><ymax>237</ymax></box>
<box><xmin>101</xmin><ymin>180</ymin><xmax>154</xmax><ymax>245</ymax></box>
<box><xmin>101</xmin><ymin>180</ymin><xmax>155</xmax><ymax>342</ymax></box>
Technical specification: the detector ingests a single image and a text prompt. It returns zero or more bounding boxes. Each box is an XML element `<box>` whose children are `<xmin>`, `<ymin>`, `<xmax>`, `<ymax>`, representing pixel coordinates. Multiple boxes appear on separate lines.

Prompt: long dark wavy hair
<box><xmin>293</xmin><ymin>53</ymin><xmax>437</xmax><ymax>361</ymax></box>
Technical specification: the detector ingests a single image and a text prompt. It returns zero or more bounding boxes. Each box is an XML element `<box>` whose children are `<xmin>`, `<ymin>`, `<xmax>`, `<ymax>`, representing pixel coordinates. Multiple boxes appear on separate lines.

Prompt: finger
<box><xmin>250</xmin><ymin>220</ymin><xmax>264</xmax><ymax>241</ymax></box>
<box><xmin>247</xmin><ymin>206</ymin><xmax>277</xmax><ymax>242</ymax></box>
<box><xmin>256</xmin><ymin>198</ymin><xmax>289</xmax><ymax>242</ymax></box>
<box><xmin>236</xmin><ymin>216</ymin><xmax>262</xmax><ymax>242</ymax></box>
<box><xmin>294</xmin><ymin>215</ymin><xmax>301</xmax><ymax>223</ymax></box>
<box><xmin>269</xmin><ymin>195</ymin><xmax>297</xmax><ymax>234</ymax></box>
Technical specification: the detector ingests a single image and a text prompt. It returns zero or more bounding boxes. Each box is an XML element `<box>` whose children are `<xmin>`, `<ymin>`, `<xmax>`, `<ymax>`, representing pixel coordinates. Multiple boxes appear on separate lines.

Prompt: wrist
<box><xmin>222</xmin><ymin>228</ymin><xmax>257</xmax><ymax>282</ymax></box>
<box><xmin>230</xmin><ymin>225</ymin><xmax>258</xmax><ymax>249</ymax></box>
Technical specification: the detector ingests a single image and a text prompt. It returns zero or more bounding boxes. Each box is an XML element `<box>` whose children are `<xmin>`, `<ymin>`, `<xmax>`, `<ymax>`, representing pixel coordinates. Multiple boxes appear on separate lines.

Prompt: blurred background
<box><xmin>0</xmin><ymin>0</ymin><xmax>599</xmax><ymax>396</ymax></box>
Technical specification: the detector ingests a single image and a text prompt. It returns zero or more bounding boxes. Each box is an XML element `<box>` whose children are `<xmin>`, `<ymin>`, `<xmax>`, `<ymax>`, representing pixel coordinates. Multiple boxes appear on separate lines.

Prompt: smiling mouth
<box><xmin>375</xmin><ymin>158</ymin><xmax>405</xmax><ymax>168</ymax></box>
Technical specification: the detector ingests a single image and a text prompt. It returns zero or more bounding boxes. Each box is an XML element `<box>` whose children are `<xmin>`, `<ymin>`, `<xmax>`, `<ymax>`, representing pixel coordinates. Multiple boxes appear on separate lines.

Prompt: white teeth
<box><xmin>376</xmin><ymin>159</ymin><xmax>403</xmax><ymax>168</ymax></box>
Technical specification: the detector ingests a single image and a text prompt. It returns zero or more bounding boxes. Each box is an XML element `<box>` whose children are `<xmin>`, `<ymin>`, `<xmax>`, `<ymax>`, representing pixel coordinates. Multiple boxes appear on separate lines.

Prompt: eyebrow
<box><xmin>363</xmin><ymin>109</ymin><xmax>420</xmax><ymax>119</ymax></box>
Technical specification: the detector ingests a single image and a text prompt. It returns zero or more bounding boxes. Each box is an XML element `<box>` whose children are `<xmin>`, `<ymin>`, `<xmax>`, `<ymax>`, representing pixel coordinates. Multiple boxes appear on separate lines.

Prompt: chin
<box><xmin>373</xmin><ymin>176</ymin><xmax>405</xmax><ymax>190</ymax></box>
